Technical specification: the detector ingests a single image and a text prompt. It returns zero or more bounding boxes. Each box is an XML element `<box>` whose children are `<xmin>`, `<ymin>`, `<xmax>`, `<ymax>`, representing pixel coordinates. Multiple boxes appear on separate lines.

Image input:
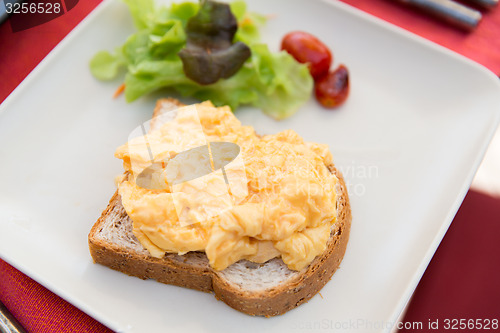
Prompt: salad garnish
<box><xmin>90</xmin><ymin>0</ymin><xmax>313</xmax><ymax>120</ymax></box>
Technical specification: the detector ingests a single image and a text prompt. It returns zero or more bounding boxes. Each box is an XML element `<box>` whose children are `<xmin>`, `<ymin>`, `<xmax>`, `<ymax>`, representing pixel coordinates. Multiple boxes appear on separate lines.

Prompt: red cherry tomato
<box><xmin>281</xmin><ymin>31</ymin><xmax>332</xmax><ymax>80</ymax></box>
<box><xmin>315</xmin><ymin>65</ymin><xmax>349</xmax><ymax>109</ymax></box>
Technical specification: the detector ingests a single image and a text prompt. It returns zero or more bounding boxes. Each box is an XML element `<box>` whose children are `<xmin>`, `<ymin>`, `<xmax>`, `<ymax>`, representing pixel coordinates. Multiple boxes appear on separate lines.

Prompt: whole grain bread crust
<box><xmin>88</xmin><ymin>99</ymin><xmax>351</xmax><ymax>316</ymax></box>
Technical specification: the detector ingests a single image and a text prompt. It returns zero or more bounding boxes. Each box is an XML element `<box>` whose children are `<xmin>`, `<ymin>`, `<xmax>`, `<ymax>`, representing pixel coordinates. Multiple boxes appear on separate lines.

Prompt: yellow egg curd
<box><xmin>115</xmin><ymin>101</ymin><xmax>338</xmax><ymax>271</ymax></box>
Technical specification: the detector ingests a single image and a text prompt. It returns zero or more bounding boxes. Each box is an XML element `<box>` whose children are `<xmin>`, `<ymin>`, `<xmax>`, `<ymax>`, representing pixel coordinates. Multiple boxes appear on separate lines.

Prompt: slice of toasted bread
<box><xmin>88</xmin><ymin>99</ymin><xmax>351</xmax><ymax>316</ymax></box>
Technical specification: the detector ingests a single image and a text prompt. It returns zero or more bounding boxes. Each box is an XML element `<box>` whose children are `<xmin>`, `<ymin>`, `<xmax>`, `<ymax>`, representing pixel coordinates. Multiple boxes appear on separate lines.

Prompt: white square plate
<box><xmin>1</xmin><ymin>0</ymin><xmax>500</xmax><ymax>332</ymax></box>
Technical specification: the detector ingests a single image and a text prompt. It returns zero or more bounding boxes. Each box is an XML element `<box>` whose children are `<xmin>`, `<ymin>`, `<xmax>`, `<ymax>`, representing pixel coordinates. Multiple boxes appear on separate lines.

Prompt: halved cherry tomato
<box><xmin>314</xmin><ymin>65</ymin><xmax>349</xmax><ymax>108</ymax></box>
<box><xmin>281</xmin><ymin>31</ymin><xmax>332</xmax><ymax>80</ymax></box>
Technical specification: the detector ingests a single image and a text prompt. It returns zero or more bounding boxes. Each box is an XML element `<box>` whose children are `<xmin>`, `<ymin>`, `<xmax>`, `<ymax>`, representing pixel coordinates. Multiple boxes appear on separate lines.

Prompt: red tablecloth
<box><xmin>1</xmin><ymin>1</ymin><xmax>499</xmax><ymax>332</ymax></box>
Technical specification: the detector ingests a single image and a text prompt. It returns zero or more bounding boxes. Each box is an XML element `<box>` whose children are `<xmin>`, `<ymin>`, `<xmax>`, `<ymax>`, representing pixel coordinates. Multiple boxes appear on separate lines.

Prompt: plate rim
<box><xmin>1</xmin><ymin>0</ymin><xmax>500</xmax><ymax>332</ymax></box>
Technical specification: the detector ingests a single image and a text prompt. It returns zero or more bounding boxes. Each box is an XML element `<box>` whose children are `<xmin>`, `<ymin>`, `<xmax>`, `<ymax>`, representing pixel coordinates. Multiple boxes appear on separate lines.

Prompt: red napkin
<box><xmin>0</xmin><ymin>259</ymin><xmax>112</xmax><ymax>333</ymax></box>
<box><xmin>339</xmin><ymin>0</ymin><xmax>500</xmax><ymax>75</ymax></box>
<box><xmin>400</xmin><ymin>190</ymin><xmax>500</xmax><ymax>332</ymax></box>
<box><xmin>0</xmin><ymin>0</ymin><xmax>103</xmax><ymax>103</ymax></box>
<box><xmin>1</xmin><ymin>1</ymin><xmax>500</xmax><ymax>332</ymax></box>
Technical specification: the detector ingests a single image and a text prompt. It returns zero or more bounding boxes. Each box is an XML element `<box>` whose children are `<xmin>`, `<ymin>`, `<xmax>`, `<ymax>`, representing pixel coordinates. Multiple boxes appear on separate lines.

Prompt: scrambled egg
<box><xmin>115</xmin><ymin>102</ymin><xmax>338</xmax><ymax>271</ymax></box>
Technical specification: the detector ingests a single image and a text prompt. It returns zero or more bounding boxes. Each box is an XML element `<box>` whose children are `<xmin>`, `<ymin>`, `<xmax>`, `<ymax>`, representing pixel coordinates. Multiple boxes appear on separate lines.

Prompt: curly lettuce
<box><xmin>89</xmin><ymin>0</ymin><xmax>313</xmax><ymax>120</ymax></box>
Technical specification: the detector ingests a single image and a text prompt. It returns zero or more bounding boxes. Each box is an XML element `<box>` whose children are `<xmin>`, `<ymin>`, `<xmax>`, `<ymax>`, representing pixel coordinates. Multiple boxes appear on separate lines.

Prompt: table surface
<box><xmin>0</xmin><ymin>1</ymin><xmax>499</xmax><ymax>332</ymax></box>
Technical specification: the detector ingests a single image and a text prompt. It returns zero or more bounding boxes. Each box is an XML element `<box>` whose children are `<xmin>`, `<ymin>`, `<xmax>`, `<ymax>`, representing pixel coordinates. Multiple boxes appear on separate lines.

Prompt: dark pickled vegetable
<box><xmin>314</xmin><ymin>65</ymin><xmax>349</xmax><ymax>108</ymax></box>
<box><xmin>178</xmin><ymin>0</ymin><xmax>251</xmax><ymax>85</ymax></box>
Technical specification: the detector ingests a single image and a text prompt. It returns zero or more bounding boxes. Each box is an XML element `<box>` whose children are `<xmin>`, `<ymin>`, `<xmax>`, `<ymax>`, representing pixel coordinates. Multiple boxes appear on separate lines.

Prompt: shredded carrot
<box><xmin>318</xmin><ymin>292</ymin><xmax>324</xmax><ymax>299</ymax></box>
<box><xmin>239</xmin><ymin>17</ymin><xmax>252</xmax><ymax>27</ymax></box>
<box><xmin>113</xmin><ymin>83</ymin><xmax>125</xmax><ymax>99</ymax></box>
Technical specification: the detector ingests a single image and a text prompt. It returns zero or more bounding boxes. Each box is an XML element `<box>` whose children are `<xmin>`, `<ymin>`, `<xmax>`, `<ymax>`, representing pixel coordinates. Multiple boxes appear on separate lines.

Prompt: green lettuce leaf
<box><xmin>230</xmin><ymin>1</ymin><xmax>266</xmax><ymax>45</ymax></box>
<box><xmin>172</xmin><ymin>44</ymin><xmax>313</xmax><ymax>119</ymax></box>
<box><xmin>123</xmin><ymin>0</ymin><xmax>155</xmax><ymax>29</ymax></box>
